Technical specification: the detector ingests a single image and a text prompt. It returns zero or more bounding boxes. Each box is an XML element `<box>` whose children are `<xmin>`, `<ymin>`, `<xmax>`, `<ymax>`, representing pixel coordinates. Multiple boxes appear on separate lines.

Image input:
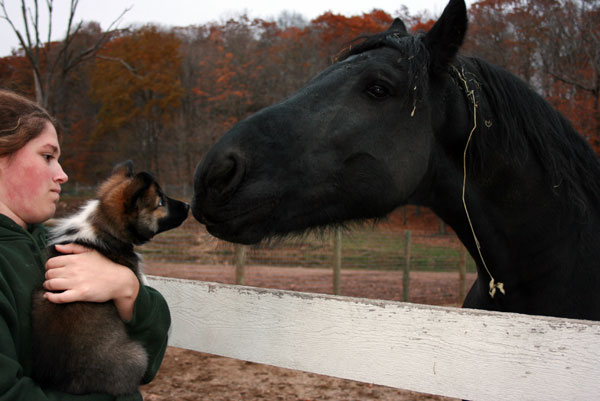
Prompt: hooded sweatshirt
<box><xmin>0</xmin><ymin>214</ymin><xmax>170</xmax><ymax>401</ymax></box>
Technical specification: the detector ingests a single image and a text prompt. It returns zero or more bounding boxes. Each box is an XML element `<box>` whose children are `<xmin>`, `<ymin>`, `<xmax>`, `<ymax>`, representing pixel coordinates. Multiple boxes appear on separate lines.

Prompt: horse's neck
<box><xmin>422</xmin><ymin>62</ymin><xmax>600</xmax><ymax>318</ymax></box>
<box><xmin>424</xmin><ymin>149</ymin><xmax>594</xmax><ymax>291</ymax></box>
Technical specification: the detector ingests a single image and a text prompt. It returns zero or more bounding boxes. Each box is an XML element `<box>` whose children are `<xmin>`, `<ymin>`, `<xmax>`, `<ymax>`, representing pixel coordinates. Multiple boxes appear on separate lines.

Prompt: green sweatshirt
<box><xmin>0</xmin><ymin>214</ymin><xmax>171</xmax><ymax>401</ymax></box>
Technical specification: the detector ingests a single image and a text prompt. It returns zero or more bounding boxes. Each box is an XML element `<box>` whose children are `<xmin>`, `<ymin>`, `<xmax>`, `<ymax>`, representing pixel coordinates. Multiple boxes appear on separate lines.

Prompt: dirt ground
<box><xmin>140</xmin><ymin>263</ymin><xmax>476</xmax><ymax>401</ymax></box>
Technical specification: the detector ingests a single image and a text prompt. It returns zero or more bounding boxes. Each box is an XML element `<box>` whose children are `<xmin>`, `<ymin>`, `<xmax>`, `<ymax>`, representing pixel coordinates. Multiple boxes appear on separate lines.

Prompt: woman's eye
<box><xmin>366</xmin><ymin>84</ymin><xmax>390</xmax><ymax>99</ymax></box>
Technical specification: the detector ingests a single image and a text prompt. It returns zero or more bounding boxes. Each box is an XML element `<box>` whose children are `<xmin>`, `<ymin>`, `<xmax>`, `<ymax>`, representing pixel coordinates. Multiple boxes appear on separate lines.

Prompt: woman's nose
<box><xmin>55</xmin><ymin>163</ymin><xmax>68</xmax><ymax>184</ymax></box>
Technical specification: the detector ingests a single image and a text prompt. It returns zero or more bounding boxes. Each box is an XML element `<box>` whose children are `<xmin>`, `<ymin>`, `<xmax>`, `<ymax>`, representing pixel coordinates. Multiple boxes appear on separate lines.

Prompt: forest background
<box><xmin>1</xmin><ymin>0</ymin><xmax>598</xmax><ymax>197</ymax></box>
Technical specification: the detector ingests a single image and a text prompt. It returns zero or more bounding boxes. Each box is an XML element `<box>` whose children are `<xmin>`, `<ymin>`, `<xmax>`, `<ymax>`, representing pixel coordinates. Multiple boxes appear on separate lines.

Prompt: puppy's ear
<box><xmin>111</xmin><ymin>160</ymin><xmax>134</xmax><ymax>178</ymax></box>
<box><xmin>123</xmin><ymin>172</ymin><xmax>155</xmax><ymax>213</ymax></box>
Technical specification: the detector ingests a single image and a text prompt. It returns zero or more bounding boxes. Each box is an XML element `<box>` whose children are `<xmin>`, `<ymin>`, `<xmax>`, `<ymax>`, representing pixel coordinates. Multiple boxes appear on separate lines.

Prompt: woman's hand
<box><xmin>44</xmin><ymin>243</ymin><xmax>140</xmax><ymax>321</ymax></box>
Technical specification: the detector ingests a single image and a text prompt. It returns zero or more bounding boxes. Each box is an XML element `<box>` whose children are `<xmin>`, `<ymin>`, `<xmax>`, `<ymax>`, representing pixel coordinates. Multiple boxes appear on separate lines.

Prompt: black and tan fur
<box><xmin>30</xmin><ymin>161</ymin><xmax>189</xmax><ymax>395</ymax></box>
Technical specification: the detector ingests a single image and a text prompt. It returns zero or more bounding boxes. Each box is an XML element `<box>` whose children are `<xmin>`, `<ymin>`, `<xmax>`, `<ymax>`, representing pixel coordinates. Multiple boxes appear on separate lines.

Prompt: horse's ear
<box><xmin>424</xmin><ymin>0</ymin><xmax>468</xmax><ymax>72</ymax></box>
<box><xmin>386</xmin><ymin>18</ymin><xmax>408</xmax><ymax>35</ymax></box>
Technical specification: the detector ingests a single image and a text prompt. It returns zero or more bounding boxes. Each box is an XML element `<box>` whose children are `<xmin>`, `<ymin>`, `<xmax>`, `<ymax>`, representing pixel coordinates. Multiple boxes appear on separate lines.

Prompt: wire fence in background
<box><xmin>62</xmin><ymin>183</ymin><xmax>475</xmax><ymax>274</ymax></box>
<box><xmin>138</xmin><ymin>213</ymin><xmax>477</xmax><ymax>274</ymax></box>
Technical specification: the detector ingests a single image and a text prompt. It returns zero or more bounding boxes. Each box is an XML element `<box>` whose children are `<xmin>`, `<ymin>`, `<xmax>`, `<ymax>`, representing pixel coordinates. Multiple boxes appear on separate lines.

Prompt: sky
<box><xmin>0</xmin><ymin>0</ymin><xmax>473</xmax><ymax>57</ymax></box>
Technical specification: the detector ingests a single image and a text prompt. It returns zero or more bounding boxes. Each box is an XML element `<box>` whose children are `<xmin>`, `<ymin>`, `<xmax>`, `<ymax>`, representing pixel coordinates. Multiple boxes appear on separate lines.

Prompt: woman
<box><xmin>0</xmin><ymin>89</ymin><xmax>170</xmax><ymax>400</ymax></box>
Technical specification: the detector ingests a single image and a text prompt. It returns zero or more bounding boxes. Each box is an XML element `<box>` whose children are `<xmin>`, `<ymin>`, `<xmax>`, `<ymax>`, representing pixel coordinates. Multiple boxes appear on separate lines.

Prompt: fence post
<box><xmin>403</xmin><ymin>230</ymin><xmax>411</xmax><ymax>302</ymax></box>
<box><xmin>332</xmin><ymin>227</ymin><xmax>342</xmax><ymax>295</ymax></box>
<box><xmin>235</xmin><ymin>244</ymin><xmax>246</xmax><ymax>285</ymax></box>
<box><xmin>438</xmin><ymin>218</ymin><xmax>447</xmax><ymax>235</ymax></box>
<box><xmin>458</xmin><ymin>246</ymin><xmax>467</xmax><ymax>303</ymax></box>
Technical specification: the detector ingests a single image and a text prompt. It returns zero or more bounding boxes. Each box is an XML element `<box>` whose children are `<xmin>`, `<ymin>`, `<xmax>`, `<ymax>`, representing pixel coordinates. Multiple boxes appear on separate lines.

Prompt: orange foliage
<box><xmin>0</xmin><ymin>54</ymin><xmax>34</xmax><ymax>96</ymax></box>
<box><xmin>90</xmin><ymin>26</ymin><xmax>183</xmax><ymax>136</ymax></box>
<box><xmin>410</xmin><ymin>19</ymin><xmax>435</xmax><ymax>32</ymax></box>
<box><xmin>88</xmin><ymin>25</ymin><xmax>184</xmax><ymax>174</ymax></box>
<box><xmin>464</xmin><ymin>0</ymin><xmax>599</xmax><ymax>150</ymax></box>
<box><xmin>310</xmin><ymin>10</ymin><xmax>394</xmax><ymax>59</ymax></box>
<box><xmin>0</xmin><ymin>2</ymin><xmax>597</xmax><ymax>185</ymax></box>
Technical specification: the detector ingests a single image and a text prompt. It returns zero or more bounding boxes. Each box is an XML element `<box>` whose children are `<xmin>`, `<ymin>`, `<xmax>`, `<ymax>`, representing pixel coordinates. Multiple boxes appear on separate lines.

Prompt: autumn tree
<box><xmin>309</xmin><ymin>10</ymin><xmax>394</xmax><ymax>61</ymax></box>
<box><xmin>191</xmin><ymin>17</ymin><xmax>316</xmax><ymax>132</ymax></box>
<box><xmin>173</xmin><ymin>24</ymin><xmax>218</xmax><ymax>188</ymax></box>
<box><xmin>462</xmin><ymin>0</ymin><xmax>516</xmax><ymax>68</ymax></box>
<box><xmin>194</xmin><ymin>18</ymin><xmax>262</xmax><ymax>127</ymax></box>
<box><xmin>536</xmin><ymin>0</ymin><xmax>600</xmax><ymax>148</ymax></box>
<box><xmin>0</xmin><ymin>0</ymin><xmax>127</xmax><ymax>112</ymax></box>
<box><xmin>464</xmin><ymin>0</ymin><xmax>600</xmax><ymax>151</ymax></box>
<box><xmin>0</xmin><ymin>53</ymin><xmax>33</xmax><ymax>95</ymax></box>
<box><xmin>241</xmin><ymin>17</ymin><xmax>325</xmax><ymax>109</ymax></box>
<box><xmin>89</xmin><ymin>25</ymin><xmax>184</xmax><ymax>180</ymax></box>
<box><xmin>2</xmin><ymin>2</ymin><xmax>597</xmax><ymax>187</ymax></box>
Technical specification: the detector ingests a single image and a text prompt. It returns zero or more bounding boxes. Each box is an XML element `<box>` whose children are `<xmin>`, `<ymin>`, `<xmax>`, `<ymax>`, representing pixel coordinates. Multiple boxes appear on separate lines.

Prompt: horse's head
<box><xmin>192</xmin><ymin>0</ymin><xmax>469</xmax><ymax>244</ymax></box>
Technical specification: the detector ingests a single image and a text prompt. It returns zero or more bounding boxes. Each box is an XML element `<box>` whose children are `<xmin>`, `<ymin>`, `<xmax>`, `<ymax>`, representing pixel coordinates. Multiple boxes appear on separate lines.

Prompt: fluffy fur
<box><xmin>31</xmin><ymin>161</ymin><xmax>189</xmax><ymax>395</ymax></box>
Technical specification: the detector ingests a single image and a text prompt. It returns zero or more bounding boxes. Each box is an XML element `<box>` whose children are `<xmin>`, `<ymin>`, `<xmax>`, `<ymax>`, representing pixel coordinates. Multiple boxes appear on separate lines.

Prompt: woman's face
<box><xmin>0</xmin><ymin>122</ymin><xmax>68</xmax><ymax>227</ymax></box>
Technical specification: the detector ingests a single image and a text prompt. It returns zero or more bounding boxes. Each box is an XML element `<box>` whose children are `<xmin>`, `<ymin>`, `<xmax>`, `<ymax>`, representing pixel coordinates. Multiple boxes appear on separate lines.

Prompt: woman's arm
<box><xmin>0</xmin><ymin>277</ymin><xmax>116</xmax><ymax>401</ymax></box>
<box><xmin>43</xmin><ymin>244</ymin><xmax>171</xmax><ymax>383</ymax></box>
<box><xmin>43</xmin><ymin>244</ymin><xmax>139</xmax><ymax>321</ymax></box>
<box><xmin>125</xmin><ymin>284</ymin><xmax>171</xmax><ymax>383</ymax></box>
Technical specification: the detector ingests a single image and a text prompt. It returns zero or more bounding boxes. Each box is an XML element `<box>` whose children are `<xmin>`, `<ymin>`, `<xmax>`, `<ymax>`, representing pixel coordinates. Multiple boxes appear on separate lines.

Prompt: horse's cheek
<box><xmin>391</xmin><ymin>129</ymin><xmax>434</xmax><ymax>196</ymax></box>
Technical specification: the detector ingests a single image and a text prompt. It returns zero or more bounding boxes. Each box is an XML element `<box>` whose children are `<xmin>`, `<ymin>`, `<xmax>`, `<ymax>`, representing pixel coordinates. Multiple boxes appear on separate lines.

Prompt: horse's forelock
<box><xmin>334</xmin><ymin>32</ymin><xmax>430</xmax><ymax>107</ymax></box>
<box><xmin>335</xmin><ymin>31</ymin><xmax>422</xmax><ymax>63</ymax></box>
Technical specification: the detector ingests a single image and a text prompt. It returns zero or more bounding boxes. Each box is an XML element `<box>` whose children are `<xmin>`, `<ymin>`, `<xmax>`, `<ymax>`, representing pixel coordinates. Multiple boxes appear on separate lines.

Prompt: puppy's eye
<box><xmin>156</xmin><ymin>198</ymin><xmax>164</xmax><ymax>208</ymax></box>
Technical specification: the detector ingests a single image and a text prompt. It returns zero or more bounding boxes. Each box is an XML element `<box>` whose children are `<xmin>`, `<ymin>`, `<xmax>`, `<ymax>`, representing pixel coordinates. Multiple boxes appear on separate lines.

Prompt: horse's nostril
<box><xmin>206</xmin><ymin>156</ymin><xmax>233</xmax><ymax>187</ymax></box>
<box><xmin>204</xmin><ymin>151</ymin><xmax>245</xmax><ymax>198</ymax></box>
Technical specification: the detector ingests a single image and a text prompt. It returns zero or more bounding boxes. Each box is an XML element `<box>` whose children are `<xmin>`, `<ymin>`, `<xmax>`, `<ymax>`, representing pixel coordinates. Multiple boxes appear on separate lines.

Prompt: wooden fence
<box><xmin>147</xmin><ymin>275</ymin><xmax>600</xmax><ymax>400</ymax></box>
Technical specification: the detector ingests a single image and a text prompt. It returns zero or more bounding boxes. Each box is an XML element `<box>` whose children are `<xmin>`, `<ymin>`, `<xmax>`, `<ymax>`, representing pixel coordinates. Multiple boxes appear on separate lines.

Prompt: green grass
<box><xmin>138</xmin><ymin>223</ymin><xmax>477</xmax><ymax>273</ymax></box>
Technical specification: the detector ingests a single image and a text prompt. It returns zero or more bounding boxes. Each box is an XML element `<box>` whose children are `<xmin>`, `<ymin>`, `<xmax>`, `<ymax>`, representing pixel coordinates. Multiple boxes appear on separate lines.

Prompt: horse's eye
<box><xmin>366</xmin><ymin>84</ymin><xmax>390</xmax><ymax>99</ymax></box>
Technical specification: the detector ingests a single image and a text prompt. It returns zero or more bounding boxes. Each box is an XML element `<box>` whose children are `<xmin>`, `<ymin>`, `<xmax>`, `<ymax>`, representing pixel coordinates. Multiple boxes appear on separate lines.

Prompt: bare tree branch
<box><xmin>45</xmin><ymin>0</ymin><xmax>52</xmax><ymax>50</ymax></box>
<box><xmin>549</xmin><ymin>72</ymin><xmax>596</xmax><ymax>94</ymax></box>
<box><xmin>56</xmin><ymin>3</ymin><xmax>131</xmax><ymax>76</ymax></box>
<box><xmin>20</xmin><ymin>1</ymin><xmax>33</xmax><ymax>50</ymax></box>
<box><xmin>96</xmin><ymin>54</ymin><xmax>142</xmax><ymax>78</ymax></box>
<box><xmin>0</xmin><ymin>2</ymin><xmax>29</xmax><ymax>53</ymax></box>
<box><xmin>0</xmin><ymin>0</ymin><xmax>131</xmax><ymax>107</ymax></box>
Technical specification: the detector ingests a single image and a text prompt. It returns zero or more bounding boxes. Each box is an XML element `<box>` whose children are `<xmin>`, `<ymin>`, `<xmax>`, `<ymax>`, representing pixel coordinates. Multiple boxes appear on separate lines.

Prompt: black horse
<box><xmin>192</xmin><ymin>0</ymin><xmax>600</xmax><ymax>320</ymax></box>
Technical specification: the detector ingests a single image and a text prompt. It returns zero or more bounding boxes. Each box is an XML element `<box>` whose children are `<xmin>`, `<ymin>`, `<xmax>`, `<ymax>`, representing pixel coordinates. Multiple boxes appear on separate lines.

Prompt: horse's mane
<box><xmin>458</xmin><ymin>56</ymin><xmax>600</xmax><ymax>216</ymax></box>
<box><xmin>337</xmin><ymin>31</ymin><xmax>600</xmax><ymax>217</ymax></box>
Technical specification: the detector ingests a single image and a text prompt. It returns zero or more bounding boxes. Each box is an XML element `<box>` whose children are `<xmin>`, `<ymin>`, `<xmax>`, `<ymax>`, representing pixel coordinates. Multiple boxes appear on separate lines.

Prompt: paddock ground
<box><xmin>141</xmin><ymin>263</ymin><xmax>474</xmax><ymax>400</ymax></box>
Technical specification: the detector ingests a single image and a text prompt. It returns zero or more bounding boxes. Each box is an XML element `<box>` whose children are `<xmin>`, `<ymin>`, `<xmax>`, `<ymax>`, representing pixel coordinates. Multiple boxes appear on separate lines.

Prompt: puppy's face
<box><xmin>135</xmin><ymin>181</ymin><xmax>190</xmax><ymax>238</ymax></box>
<box><xmin>97</xmin><ymin>161</ymin><xmax>189</xmax><ymax>245</ymax></box>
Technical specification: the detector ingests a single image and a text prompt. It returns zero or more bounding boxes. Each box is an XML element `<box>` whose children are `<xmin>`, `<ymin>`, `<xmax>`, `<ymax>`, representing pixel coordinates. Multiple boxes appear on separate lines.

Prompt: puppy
<box><xmin>31</xmin><ymin>161</ymin><xmax>189</xmax><ymax>395</ymax></box>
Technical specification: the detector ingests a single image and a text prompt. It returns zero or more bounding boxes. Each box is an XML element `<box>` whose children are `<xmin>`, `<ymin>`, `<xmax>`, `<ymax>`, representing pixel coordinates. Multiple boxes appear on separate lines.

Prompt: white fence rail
<box><xmin>147</xmin><ymin>275</ymin><xmax>600</xmax><ymax>400</ymax></box>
